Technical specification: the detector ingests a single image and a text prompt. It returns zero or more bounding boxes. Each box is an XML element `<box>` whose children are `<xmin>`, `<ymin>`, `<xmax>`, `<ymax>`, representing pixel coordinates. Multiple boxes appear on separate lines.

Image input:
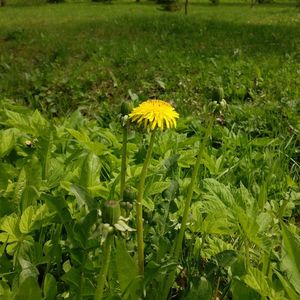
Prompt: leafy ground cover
<box><xmin>0</xmin><ymin>1</ymin><xmax>300</xmax><ymax>299</ymax></box>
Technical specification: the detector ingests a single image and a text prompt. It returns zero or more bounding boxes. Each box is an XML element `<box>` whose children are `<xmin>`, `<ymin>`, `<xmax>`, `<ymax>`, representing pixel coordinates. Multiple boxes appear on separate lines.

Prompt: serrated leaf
<box><xmin>67</xmin><ymin>128</ymin><xmax>107</xmax><ymax>155</ymax></box>
<box><xmin>19</xmin><ymin>206</ymin><xmax>36</xmax><ymax>234</ymax></box>
<box><xmin>203</xmin><ymin>178</ymin><xmax>235</xmax><ymax>208</ymax></box>
<box><xmin>243</xmin><ymin>267</ymin><xmax>270</xmax><ymax>297</ymax></box>
<box><xmin>0</xmin><ymin>129</ymin><xmax>17</xmax><ymax>158</ymax></box>
<box><xmin>0</xmin><ymin>214</ymin><xmax>21</xmax><ymax>243</ymax></box>
<box><xmin>146</xmin><ymin>181</ymin><xmax>170</xmax><ymax>197</ymax></box>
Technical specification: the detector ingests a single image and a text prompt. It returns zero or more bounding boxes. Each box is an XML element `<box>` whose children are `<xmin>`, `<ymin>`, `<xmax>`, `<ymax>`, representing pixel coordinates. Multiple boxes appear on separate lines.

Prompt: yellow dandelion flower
<box><xmin>129</xmin><ymin>100</ymin><xmax>179</xmax><ymax>131</ymax></box>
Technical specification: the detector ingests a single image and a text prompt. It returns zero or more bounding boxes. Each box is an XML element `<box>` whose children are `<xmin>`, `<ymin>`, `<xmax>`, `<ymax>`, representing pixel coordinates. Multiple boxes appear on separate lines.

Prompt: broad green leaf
<box><xmin>178</xmin><ymin>150</ymin><xmax>196</xmax><ymax>167</ymax></box>
<box><xmin>18</xmin><ymin>258</ymin><xmax>39</xmax><ymax>284</ymax></box>
<box><xmin>243</xmin><ymin>267</ymin><xmax>270</xmax><ymax>297</ymax></box>
<box><xmin>203</xmin><ymin>179</ymin><xmax>235</xmax><ymax>208</ymax></box>
<box><xmin>67</xmin><ymin>128</ymin><xmax>107</xmax><ymax>155</ymax></box>
<box><xmin>19</xmin><ymin>206</ymin><xmax>36</xmax><ymax>234</ymax></box>
<box><xmin>145</xmin><ymin>181</ymin><xmax>170</xmax><ymax>197</ymax></box>
<box><xmin>13</xmin><ymin>168</ymin><xmax>26</xmax><ymax>207</ymax></box>
<box><xmin>12</xmin><ymin>276</ymin><xmax>42</xmax><ymax>300</ymax></box>
<box><xmin>70</xmin><ymin>184</ymin><xmax>95</xmax><ymax>211</ymax></box>
<box><xmin>79</xmin><ymin>152</ymin><xmax>101</xmax><ymax>190</ymax></box>
<box><xmin>61</xmin><ymin>267</ymin><xmax>81</xmax><ymax>289</ymax></box>
<box><xmin>0</xmin><ymin>281</ymin><xmax>12</xmax><ymax>299</ymax></box>
<box><xmin>4</xmin><ymin>110</ymin><xmax>35</xmax><ymax>135</ymax></box>
<box><xmin>4</xmin><ymin>109</ymin><xmax>48</xmax><ymax>136</ymax></box>
<box><xmin>20</xmin><ymin>185</ymin><xmax>40</xmax><ymax>213</ymax></box>
<box><xmin>37</xmin><ymin>133</ymin><xmax>53</xmax><ymax>180</ymax></box>
<box><xmin>214</xmin><ymin>250</ymin><xmax>238</xmax><ymax>268</ymax></box>
<box><xmin>30</xmin><ymin>110</ymin><xmax>49</xmax><ymax>135</ymax></box>
<box><xmin>231</xmin><ymin>279</ymin><xmax>261</xmax><ymax>300</ymax></box>
<box><xmin>115</xmin><ymin>239</ymin><xmax>139</xmax><ymax>298</ymax></box>
<box><xmin>43</xmin><ymin>273</ymin><xmax>57</xmax><ymax>300</ymax></box>
<box><xmin>281</xmin><ymin>223</ymin><xmax>300</xmax><ymax>294</ymax></box>
<box><xmin>201</xmin><ymin>214</ymin><xmax>235</xmax><ymax>235</ymax></box>
<box><xmin>46</xmin><ymin>158</ymin><xmax>65</xmax><ymax>189</ymax></box>
<box><xmin>0</xmin><ymin>214</ymin><xmax>21</xmax><ymax>243</ymax></box>
<box><xmin>275</xmin><ymin>270</ymin><xmax>300</xmax><ymax>300</ymax></box>
<box><xmin>187</xmin><ymin>277</ymin><xmax>212</xmax><ymax>300</ymax></box>
<box><xmin>0</xmin><ymin>129</ymin><xmax>17</xmax><ymax>158</ymax></box>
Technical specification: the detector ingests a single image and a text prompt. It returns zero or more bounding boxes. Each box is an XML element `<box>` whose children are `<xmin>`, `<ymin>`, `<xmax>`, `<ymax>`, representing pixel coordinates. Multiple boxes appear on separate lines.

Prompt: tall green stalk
<box><xmin>94</xmin><ymin>234</ymin><xmax>113</xmax><ymax>300</ymax></box>
<box><xmin>120</xmin><ymin>125</ymin><xmax>128</xmax><ymax>201</ymax></box>
<box><xmin>136</xmin><ymin>131</ymin><xmax>156</xmax><ymax>276</ymax></box>
<box><xmin>162</xmin><ymin>123</ymin><xmax>211</xmax><ymax>300</ymax></box>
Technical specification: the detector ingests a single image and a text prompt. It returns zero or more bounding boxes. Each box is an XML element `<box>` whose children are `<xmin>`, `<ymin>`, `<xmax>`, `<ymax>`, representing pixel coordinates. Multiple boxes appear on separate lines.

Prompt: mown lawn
<box><xmin>0</xmin><ymin>1</ymin><xmax>299</xmax><ymax>115</ymax></box>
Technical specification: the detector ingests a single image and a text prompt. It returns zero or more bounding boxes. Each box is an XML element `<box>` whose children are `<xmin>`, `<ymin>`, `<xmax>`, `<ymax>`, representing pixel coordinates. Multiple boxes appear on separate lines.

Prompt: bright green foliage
<box><xmin>0</xmin><ymin>98</ymin><xmax>297</xmax><ymax>298</ymax></box>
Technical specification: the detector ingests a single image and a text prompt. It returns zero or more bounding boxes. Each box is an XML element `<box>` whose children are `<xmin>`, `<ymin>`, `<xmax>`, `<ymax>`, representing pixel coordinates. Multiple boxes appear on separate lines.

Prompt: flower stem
<box><xmin>162</xmin><ymin>123</ymin><xmax>212</xmax><ymax>300</ymax></box>
<box><xmin>136</xmin><ymin>131</ymin><xmax>156</xmax><ymax>276</ymax></box>
<box><xmin>94</xmin><ymin>234</ymin><xmax>113</xmax><ymax>300</ymax></box>
<box><xmin>120</xmin><ymin>125</ymin><xmax>128</xmax><ymax>201</ymax></box>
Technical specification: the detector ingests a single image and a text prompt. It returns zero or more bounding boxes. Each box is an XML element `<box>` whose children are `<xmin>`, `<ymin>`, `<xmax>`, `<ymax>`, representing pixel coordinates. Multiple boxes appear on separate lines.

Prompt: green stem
<box><xmin>120</xmin><ymin>125</ymin><xmax>128</xmax><ymax>201</ymax></box>
<box><xmin>136</xmin><ymin>131</ymin><xmax>156</xmax><ymax>276</ymax></box>
<box><xmin>162</xmin><ymin>123</ymin><xmax>211</xmax><ymax>300</ymax></box>
<box><xmin>95</xmin><ymin>234</ymin><xmax>113</xmax><ymax>300</ymax></box>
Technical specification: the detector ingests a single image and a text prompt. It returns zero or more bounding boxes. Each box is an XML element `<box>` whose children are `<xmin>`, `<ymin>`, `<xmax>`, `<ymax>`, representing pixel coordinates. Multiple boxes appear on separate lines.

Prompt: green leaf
<box><xmin>67</xmin><ymin>128</ymin><xmax>107</xmax><ymax>155</ymax></box>
<box><xmin>18</xmin><ymin>258</ymin><xmax>39</xmax><ymax>284</ymax></box>
<box><xmin>203</xmin><ymin>178</ymin><xmax>235</xmax><ymax>208</ymax></box>
<box><xmin>115</xmin><ymin>239</ymin><xmax>140</xmax><ymax>298</ymax></box>
<box><xmin>178</xmin><ymin>150</ymin><xmax>196</xmax><ymax>167</ymax></box>
<box><xmin>214</xmin><ymin>250</ymin><xmax>238</xmax><ymax>268</ymax></box>
<box><xmin>43</xmin><ymin>273</ymin><xmax>57</xmax><ymax>300</ymax></box>
<box><xmin>0</xmin><ymin>214</ymin><xmax>21</xmax><ymax>243</ymax></box>
<box><xmin>281</xmin><ymin>223</ymin><xmax>300</xmax><ymax>294</ymax></box>
<box><xmin>70</xmin><ymin>184</ymin><xmax>95</xmax><ymax>211</ymax></box>
<box><xmin>0</xmin><ymin>129</ymin><xmax>17</xmax><ymax>158</ymax></box>
<box><xmin>61</xmin><ymin>267</ymin><xmax>81</xmax><ymax>289</ymax></box>
<box><xmin>0</xmin><ymin>281</ymin><xmax>12</xmax><ymax>298</ymax></box>
<box><xmin>46</xmin><ymin>158</ymin><xmax>65</xmax><ymax>189</ymax></box>
<box><xmin>243</xmin><ymin>267</ymin><xmax>270</xmax><ymax>297</ymax></box>
<box><xmin>146</xmin><ymin>181</ymin><xmax>170</xmax><ymax>197</ymax></box>
<box><xmin>187</xmin><ymin>277</ymin><xmax>212</xmax><ymax>300</ymax></box>
<box><xmin>12</xmin><ymin>276</ymin><xmax>42</xmax><ymax>300</ymax></box>
<box><xmin>275</xmin><ymin>270</ymin><xmax>300</xmax><ymax>300</ymax></box>
<box><xmin>231</xmin><ymin>279</ymin><xmax>260</xmax><ymax>300</ymax></box>
<box><xmin>19</xmin><ymin>206</ymin><xmax>36</xmax><ymax>234</ymax></box>
<box><xmin>79</xmin><ymin>152</ymin><xmax>101</xmax><ymax>191</ymax></box>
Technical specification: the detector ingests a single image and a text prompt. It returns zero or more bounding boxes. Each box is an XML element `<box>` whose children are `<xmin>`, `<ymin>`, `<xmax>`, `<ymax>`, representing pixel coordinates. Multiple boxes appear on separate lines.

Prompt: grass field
<box><xmin>0</xmin><ymin>1</ymin><xmax>299</xmax><ymax>115</ymax></box>
<box><xmin>0</xmin><ymin>2</ymin><xmax>300</xmax><ymax>299</ymax></box>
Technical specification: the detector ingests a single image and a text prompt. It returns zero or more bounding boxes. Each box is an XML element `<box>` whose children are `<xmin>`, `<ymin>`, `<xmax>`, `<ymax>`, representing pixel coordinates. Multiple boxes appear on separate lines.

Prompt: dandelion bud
<box><xmin>123</xmin><ymin>187</ymin><xmax>136</xmax><ymax>203</ymax></box>
<box><xmin>102</xmin><ymin>200</ymin><xmax>121</xmax><ymax>225</ymax></box>
<box><xmin>120</xmin><ymin>101</ymin><xmax>133</xmax><ymax>116</ymax></box>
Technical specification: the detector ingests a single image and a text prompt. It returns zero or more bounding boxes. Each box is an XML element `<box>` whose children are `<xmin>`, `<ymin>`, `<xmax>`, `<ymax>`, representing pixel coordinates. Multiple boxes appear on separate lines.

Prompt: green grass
<box><xmin>0</xmin><ymin>1</ymin><xmax>299</xmax><ymax>116</ymax></box>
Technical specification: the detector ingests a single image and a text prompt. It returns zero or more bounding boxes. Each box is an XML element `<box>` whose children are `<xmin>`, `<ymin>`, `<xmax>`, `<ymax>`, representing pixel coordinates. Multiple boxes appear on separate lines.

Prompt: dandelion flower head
<box><xmin>129</xmin><ymin>100</ymin><xmax>179</xmax><ymax>131</ymax></box>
